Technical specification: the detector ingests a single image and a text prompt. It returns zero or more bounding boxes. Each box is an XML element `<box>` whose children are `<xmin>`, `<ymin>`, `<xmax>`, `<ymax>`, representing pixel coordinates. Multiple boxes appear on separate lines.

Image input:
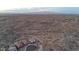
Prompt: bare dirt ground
<box><xmin>0</xmin><ymin>14</ymin><xmax>79</xmax><ymax>51</ymax></box>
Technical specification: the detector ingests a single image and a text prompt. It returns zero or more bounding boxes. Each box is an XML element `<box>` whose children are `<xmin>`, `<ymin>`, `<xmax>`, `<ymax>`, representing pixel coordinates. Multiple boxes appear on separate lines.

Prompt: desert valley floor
<box><xmin>0</xmin><ymin>14</ymin><xmax>79</xmax><ymax>51</ymax></box>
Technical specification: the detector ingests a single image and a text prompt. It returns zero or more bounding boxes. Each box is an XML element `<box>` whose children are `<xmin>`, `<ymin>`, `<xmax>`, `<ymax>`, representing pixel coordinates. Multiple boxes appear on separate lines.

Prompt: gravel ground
<box><xmin>0</xmin><ymin>14</ymin><xmax>79</xmax><ymax>51</ymax></box>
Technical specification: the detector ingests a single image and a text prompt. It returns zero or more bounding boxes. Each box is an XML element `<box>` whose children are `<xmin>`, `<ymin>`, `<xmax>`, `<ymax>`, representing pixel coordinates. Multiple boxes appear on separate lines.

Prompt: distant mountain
<box><xmin>1</xmin><ymin>8</ymin><xmax>52</xmax><ymax>14</ymax></box>
<box><xmin>1</xmin><ymin>7</ymin><xmax>79</xmax><ymax>14</ymax></box>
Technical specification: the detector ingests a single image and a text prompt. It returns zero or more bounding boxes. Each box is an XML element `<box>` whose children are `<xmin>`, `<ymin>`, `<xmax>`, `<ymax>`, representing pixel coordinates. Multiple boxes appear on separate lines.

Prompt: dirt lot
<box><xmin>0</xmin><ymin>14</ymin><xmax>79</xmax><ymax>51</ymax></box>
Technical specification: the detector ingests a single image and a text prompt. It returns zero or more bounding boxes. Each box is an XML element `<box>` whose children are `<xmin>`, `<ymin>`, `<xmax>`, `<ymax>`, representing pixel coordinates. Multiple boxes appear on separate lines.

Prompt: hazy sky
<box><xmin>0</xmin><ymin>0</ymin><xmax>57</xmax><ymax>10</ymax></box>
<box><xmin>0</xmin><ymin>0</ymin><xmax>79</xmax><ymax>10</ymax></box>
<box><xmin>0</xmin><ymin>0</ymin><xmax>79</xmax><ymax>14</ymax></box>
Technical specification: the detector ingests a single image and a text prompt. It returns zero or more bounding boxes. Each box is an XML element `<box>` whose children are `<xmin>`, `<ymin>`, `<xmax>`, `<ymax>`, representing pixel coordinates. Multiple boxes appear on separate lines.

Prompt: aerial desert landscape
<box><xmin>0</xmin><ymin>14</ymin><xmax>79</xmax><ymax>51</ymax></box>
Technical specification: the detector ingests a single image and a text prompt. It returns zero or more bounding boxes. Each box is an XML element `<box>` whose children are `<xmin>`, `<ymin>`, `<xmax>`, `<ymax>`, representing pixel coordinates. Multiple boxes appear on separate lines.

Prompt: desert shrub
<box><xmin>0</xmin><ymin>28</ymin><xmax>19</xmax><ymax>50</ymax></box>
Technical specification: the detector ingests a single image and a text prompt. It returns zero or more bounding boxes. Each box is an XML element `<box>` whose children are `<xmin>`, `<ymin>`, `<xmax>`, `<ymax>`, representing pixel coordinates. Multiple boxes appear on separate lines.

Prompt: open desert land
<box><xmin>0</xmin><ymin>14</ymin><xmax>79</xmax><ymax>51</ymax></box>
